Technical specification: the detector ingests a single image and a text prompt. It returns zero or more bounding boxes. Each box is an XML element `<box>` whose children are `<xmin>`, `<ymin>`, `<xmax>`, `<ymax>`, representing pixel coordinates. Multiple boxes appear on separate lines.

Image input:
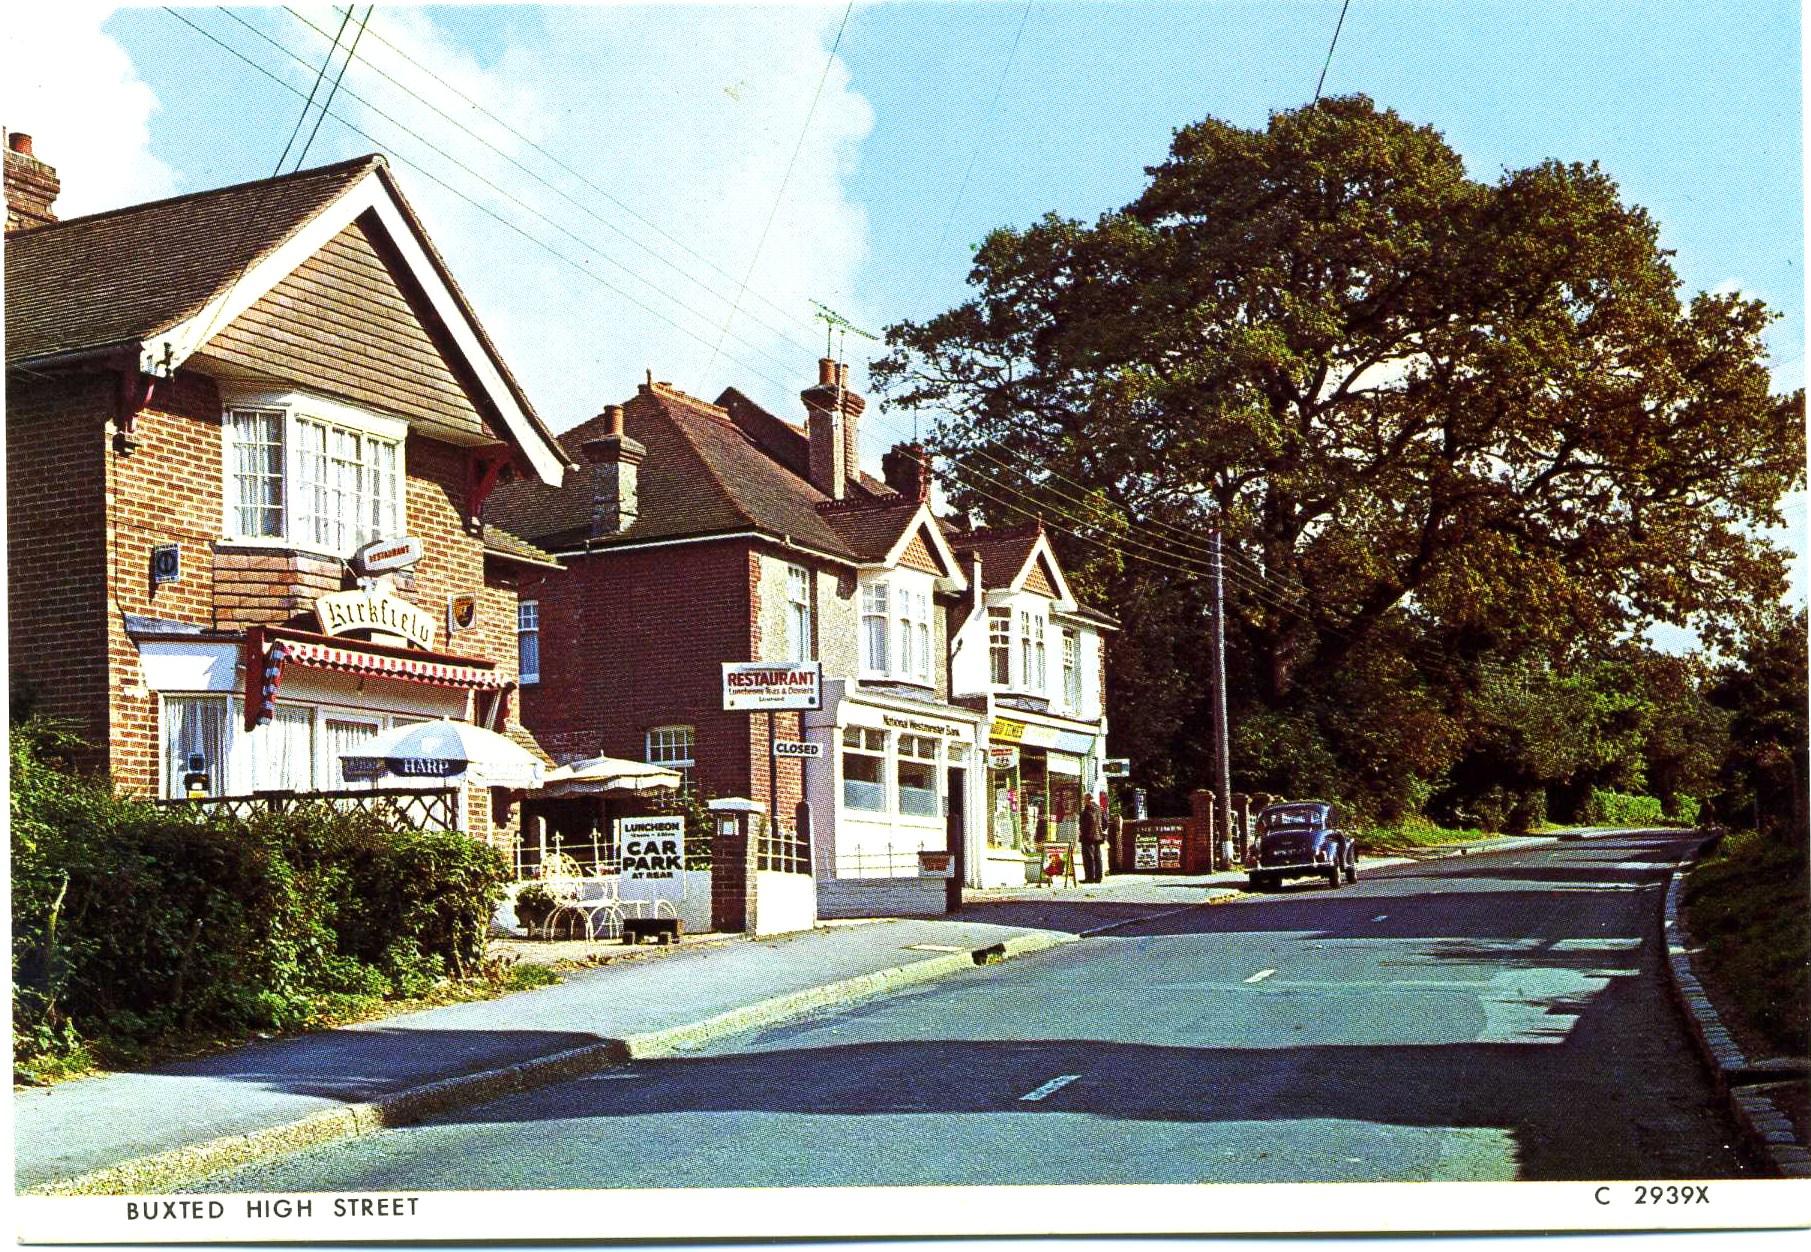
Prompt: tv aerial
<box><xmin>810</xmin><ymin>300</ymin><xmax>880</xmax><ymax>361</ymax></box>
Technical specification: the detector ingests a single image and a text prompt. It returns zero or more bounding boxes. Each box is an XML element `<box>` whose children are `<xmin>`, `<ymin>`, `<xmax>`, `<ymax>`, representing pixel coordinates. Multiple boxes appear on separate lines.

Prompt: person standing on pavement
<box><xmin>1079</xmin><ymin>797</ymin><xmax>1105</xmax><ymax>883</ymax></box>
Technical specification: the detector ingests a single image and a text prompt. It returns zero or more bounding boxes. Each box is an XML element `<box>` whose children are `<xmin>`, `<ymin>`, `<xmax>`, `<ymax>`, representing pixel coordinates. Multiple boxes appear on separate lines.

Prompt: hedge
<box><xmin>1581</xmin><ymin>789</ymin><xmax>1667</xmax><ymax>827</ymax></box>
<box><xmin>11</xmin><ymin>718</ymin><xmax>510</xmax><ymax>1066</ymax></box>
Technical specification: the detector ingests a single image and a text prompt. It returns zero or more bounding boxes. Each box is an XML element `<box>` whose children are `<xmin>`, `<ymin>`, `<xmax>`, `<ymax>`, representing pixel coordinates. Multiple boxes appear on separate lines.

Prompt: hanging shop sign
<box><xmin>315</xmin><ymin>588</ymin><xmax>437</xmax><ymax>651</ymax></box>
<box><xmin>618</xmin><ymin>815</ymin><xmax>686</xmax><ymax>879</ymax></box>
<box><xmin>987</xmin><ymin>746</ymin><xmax>1020</xmax><ymax>771</ymax></box>
<box><xmin>351</xmin><ymin>535</ymin><xmax>424</xmax><ymax>576</ymax></box>
<box><xmin>1102</xmin><ymin>758</ymin><xmax>1131</xmax><ymax>778</ymax></box>
<box><xmin>721</xmin><ymin>661</ymin><xmax>821</xmax><ymax>710</ymax></box>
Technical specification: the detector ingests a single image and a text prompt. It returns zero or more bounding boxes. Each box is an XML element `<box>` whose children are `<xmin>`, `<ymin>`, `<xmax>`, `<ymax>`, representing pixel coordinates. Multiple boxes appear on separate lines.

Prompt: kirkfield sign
<box><xmin>721</xmin><ymin>662</ymin><xmax>821</xmax><ymax>710</ymax></box>
<box><xmin>315</xmin><ymin>589</ymin><xmax>437</xmax><ymax>651</ymax></box>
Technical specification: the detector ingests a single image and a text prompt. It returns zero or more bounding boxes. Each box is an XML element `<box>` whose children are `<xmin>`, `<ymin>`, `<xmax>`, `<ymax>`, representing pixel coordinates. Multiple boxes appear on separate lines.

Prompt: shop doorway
<box><xmin>945</xmin><ymin>766</ymin><xmax>967</xmax><ymax>911</ymax></box>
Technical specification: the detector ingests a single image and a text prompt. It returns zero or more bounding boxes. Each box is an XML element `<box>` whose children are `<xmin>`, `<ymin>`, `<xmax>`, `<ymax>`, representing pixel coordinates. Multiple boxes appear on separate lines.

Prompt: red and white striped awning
<box><xmin>280</xmin><ymin>639</ymin><xmax>507</xmax><ymax>690</ymax></box>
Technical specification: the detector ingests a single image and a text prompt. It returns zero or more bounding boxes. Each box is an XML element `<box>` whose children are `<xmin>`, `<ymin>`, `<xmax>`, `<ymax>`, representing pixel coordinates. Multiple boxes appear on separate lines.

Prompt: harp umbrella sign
<box><xmin>340</xmin><ymin>718</ymin><xmax>544</xmax><ymax>789</ymax></box>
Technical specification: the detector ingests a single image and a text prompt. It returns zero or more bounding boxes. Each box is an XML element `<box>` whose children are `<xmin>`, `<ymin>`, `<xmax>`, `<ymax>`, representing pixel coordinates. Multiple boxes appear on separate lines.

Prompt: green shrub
<box><xmin>1582</xmin><ymin>789</ymin><xmax>1666</xmax><ymax>826</ymax></box>
<box><xmin>12</xmin><ymin>717</ymin><xmax>510</xmax><ymax>1070</ymax></box>
<box><xmin>1683</xmin><ymin>829</ymin><xmax>1810</xmax><ymax>1058</ymax></box>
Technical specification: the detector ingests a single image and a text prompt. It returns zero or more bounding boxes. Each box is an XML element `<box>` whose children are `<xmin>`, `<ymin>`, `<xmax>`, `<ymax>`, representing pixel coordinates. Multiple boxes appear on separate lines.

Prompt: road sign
<box><xmin>1102</xmin><ymin>758</ymin><xmax>1131</xmax><ymax>778</ymax></box>
<box><xmin>773</xmin><ymin>740</ymin><xmax>822</xmax><ymax>759</ymax></box>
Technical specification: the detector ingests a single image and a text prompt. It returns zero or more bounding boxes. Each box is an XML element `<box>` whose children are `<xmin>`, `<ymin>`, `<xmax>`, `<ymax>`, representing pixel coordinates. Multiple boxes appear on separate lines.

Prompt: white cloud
<box><xmin>317</xmin><ymin>4</ymin><xmax>875</xmax><ymax>434</ymax></box>
<box><xmin>0</xmin><ymin>6</ymin><xmax>175</xmax><ymax>216</ymax></box>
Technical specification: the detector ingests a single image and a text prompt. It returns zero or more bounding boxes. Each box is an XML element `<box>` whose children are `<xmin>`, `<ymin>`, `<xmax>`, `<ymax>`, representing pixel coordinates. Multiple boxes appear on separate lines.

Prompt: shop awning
<box><xmin>245</xmin><ymin>626</ymin><xmax>508</xmax><ymax>729</ymax></box>
<box><xmin>280</xmin><ymin>639</ymin><xmax>506</xmax><ymax>689</ymax></box>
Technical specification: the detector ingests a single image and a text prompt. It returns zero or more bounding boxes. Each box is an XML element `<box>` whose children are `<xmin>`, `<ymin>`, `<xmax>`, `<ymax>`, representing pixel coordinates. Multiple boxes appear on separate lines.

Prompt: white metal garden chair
<box><xmin>539</xmin><ymin>852</ymin><xmax>625</xmax><ymax>942</ymax></box>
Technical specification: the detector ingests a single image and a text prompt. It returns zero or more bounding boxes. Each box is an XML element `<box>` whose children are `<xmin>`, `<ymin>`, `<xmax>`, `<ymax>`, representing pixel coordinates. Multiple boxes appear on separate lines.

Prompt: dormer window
<box><xmin>1019</xmin><ymin>608</ymin><xmax>1047</xmax><ymax>693</ymax></box>
<box><xmin>223</xmin><ymin>391</ymin><xmax>406</xmax><ymax>556</ymax></box>
<box><xmin>989</xmin><ymin>607</ymin><xmax>1012</xmax><ymax>685</ymax></box>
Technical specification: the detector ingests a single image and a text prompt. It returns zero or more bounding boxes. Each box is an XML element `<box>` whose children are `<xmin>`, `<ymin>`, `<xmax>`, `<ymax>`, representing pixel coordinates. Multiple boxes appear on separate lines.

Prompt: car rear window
<box><xmin>1260</xmin><ymin>806</ymin><xmax>1323</xmax><ymax>830</ymax></box>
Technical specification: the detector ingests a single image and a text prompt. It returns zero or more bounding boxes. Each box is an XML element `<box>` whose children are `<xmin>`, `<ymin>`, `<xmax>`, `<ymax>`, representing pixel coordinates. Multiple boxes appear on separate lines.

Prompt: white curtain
<box><xmin>164</xmin><ymin>696</ymin><xmax>228</xmax><ymax>798</ymax></box>
<box><xmin>259</xmin><ymin>706</ymin><xmax>314</xmax><ymax>792</ymax></box>
<box><xmin>323</xmin><ymin>717</ymin><xmax>380</xmax><ymax>790</ymax></box>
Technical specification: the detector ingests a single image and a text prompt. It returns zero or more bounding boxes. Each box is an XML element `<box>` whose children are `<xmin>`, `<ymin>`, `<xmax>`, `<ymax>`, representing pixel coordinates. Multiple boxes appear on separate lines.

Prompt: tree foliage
<box><xmin>875</xmin><ymin>96</ymin><xmax>1802</xmax><ymax>816</ymax></box>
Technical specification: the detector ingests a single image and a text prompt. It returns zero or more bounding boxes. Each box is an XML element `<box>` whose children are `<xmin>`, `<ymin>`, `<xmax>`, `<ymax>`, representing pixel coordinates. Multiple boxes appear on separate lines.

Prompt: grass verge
<box><xmin>1359</xmin><ymin>817</ymin><xmax>1500</xmax><ymax>857</ymax></box>
<box><xmin>1681</xmin><ymin>829</ymin><xmax>1811</xmax><ymax>1061</ymax></box>
<box><xmin>14</xmin><ymin>954</ymin><xmax>562</xmax><ymax>1089</ymax></box>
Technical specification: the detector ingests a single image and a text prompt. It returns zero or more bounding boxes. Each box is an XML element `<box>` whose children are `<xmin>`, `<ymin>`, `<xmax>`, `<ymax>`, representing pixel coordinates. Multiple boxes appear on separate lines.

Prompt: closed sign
<box><xmin>774</xmin><ymin>740</ymin><xmax>822</xmax><ymax>758</ymax></box>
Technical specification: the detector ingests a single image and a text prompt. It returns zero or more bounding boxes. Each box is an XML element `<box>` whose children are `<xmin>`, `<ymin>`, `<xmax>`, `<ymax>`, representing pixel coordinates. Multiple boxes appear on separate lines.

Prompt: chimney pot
<box><xmin>9</xmin><ymin>133</ymin><xmax>32</xmax><ymax>155</ymax></box>
<box><xmin>606</xmin><ymin>404</ymin><xmax>625</xmax><ymax>437</ymax></box>
<box><xmin>817</xmin><ymin>357</ymin><xmax>838</xmax><ymax>387</ymax></box>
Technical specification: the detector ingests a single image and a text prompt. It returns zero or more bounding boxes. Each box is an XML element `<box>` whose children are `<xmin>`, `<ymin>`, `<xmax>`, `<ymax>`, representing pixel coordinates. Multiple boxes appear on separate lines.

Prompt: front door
<box><xmin>945</xmin><ymin>766</ymin><xmax>967</xmax><ymax>911</ymax></box>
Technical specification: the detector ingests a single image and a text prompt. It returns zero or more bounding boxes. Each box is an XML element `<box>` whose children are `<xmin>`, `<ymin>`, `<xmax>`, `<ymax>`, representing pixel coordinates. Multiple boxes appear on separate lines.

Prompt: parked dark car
<box><xmin>1246</xmin><ymin>801</ymin><xmax>1356</xmax><ymax>890</ymax></box>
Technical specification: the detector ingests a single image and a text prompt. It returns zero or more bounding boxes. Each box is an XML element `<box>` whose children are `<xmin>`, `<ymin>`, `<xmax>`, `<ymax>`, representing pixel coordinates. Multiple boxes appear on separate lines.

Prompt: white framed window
<box><xmin>861</xmin><ymin>581</ymin><xmax>889</xmax><ymax>673</ymax></box>
<box><xmin>222</xmin><ymin>391</ymin><xmax>407</xmax><ymax>556</ymax></box>
<box><xmin>896</xmin><ymin>734</ymin><xmax>940</xmax><ymax>818</ymax></box>
<box><xmin>518</xmin><ymin>600</ymin><xmax>541</xmax><ymax>684</ymax></box>
<box><xmin>646</xmin><ymin>725</ymin><xmax>696</xmax><ymax>791</ymax></box>
<box><xmin>785</xmin><ymin>564</ymin><xmax>814</xmax><ymax>662</ymax></box>
<box><xmin>162</xmin><ymin>695</ymin><xmax>231</xmax><ymax>799</ymax></box>
<box><xmin>989</xmin><ymin>607</ymin><xmax>1012</xmax><ymax>686</ymax></box>
<box><xmin>893</xmin><ymin>585</ymin><xmax>933</xmax><ymax>685</ymax></box>
<box><xmin>1063</xmin><ymin>627</ymin><xmax>1081</xmax><ymax>709</ymax></box>
<box><xmin>260</xmin><ymin>706</ymin><xmax>315</xmax><ymax>792</ymax></box>
<box><xmin>1019</xmin><ymin>608</ymin><xmax>1048</xmax><ymax>693</ymax></box>
<box><xmin>842</xmin><ymin>726</ymin><xmax>887</xmax><ymax>812</ymax></box>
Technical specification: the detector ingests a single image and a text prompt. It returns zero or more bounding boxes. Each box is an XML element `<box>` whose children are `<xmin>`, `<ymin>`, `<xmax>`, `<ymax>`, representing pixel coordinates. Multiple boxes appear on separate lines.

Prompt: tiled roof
<box><xmin>818</xmin><ymin>498</ymin><xmax>923</xmax><ymax>563</ymax></box>
<box><xmin>483</xmin><ymin>525</ymin><xmax>563</xmax><ymax>569</ymax></box>
<box><xmin>5</xmin><ymin>156</ymin><xmax>379</xmax><ymax>366</ymax></box>
<box><xmin>486</xmin><ymin>383</ymin><xmax>892</xmax><ymax>558</ymax></box>
<box><xmin>943</xmin><ymin>523</ymin><xmax>1044</xmax><ymax>590</ymax></box>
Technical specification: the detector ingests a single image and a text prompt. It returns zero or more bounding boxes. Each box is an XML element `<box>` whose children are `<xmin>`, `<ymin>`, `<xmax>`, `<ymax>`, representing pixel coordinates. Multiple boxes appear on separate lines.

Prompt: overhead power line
<box><xmin>1313</xmin><ymin>0</ymin><xmax>1354</xmax><ymax>104</ymax></box>
<box><xmin>164</xmin><ymin>7</ymin><xmax>803</xmax><ymax>399</ymax></box>
<box><xmin>291</xmin><ymin>5</ymin><xmax>372</xmax><ymax>173</ymax></box>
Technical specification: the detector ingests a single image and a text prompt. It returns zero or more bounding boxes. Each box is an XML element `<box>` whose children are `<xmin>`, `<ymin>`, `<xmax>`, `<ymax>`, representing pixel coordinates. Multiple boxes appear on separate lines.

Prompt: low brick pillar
<box><xmin>709</xmin><ymin>806</ymin><xmax>762</xmax><ymax>934</ymax></box>
<box><xmin>1187</xmin><ymin>789</ymin><xmax>1215</xmax><ymax>873</ymax></box>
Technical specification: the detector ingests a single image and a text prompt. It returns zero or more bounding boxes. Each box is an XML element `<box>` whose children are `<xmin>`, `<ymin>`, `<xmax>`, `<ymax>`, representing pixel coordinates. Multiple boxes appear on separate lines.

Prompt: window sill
<box><xmin>215</xmin><ymin>538</ymin><xmax>359</xmax><ymax>563</ymax></box>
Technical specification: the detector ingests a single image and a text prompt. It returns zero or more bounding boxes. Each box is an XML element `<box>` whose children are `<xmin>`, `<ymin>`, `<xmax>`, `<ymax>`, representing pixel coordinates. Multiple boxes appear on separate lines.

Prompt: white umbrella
<box><xmin>537</xmin><ymin>754</ymin><xmax>682</xmax><ymax>797</ymax></box>
<box><xmin>340</xmin><ymin>719</ymin><xmax>545</xmax><ymax>790</ymax></box>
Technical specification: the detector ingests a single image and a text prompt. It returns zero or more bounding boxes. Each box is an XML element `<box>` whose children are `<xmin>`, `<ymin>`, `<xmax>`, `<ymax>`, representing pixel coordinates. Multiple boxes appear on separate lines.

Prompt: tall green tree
<box><xmin>876</xmin><ymin>97</ymin><xmax>1802</xmax><ymax>807</ymax></box>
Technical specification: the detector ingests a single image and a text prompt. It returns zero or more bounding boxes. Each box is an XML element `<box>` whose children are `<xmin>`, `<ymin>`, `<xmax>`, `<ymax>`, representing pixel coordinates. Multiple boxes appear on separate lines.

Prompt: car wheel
<box><xmin>1246</xmin><ymin>872</ymin><xmax>1265</xmax><ymax>891</ymax></box>
<box><xmin>1324</xmin><ymin>864</ymin><xmax>1341</xmax><ymax>889</ymax></box>
<box><xmin>1344</xmin><ymin>852</ymin><xmax>1358</xmax><ymax>884</ymax></box>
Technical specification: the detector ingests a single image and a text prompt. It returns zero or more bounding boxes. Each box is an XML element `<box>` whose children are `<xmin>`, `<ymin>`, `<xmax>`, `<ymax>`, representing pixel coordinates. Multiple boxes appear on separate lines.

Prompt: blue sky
<box><xmin>6</xmin><ymin>2</ymin><xmax>1804</xmax><ymax>612</ymax></box>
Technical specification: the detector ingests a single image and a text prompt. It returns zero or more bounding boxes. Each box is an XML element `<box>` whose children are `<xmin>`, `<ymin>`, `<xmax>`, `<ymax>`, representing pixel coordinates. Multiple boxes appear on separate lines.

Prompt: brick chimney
<box><xmin>4</xmin><ymin>132</ymin><xmax>59</xmax><ymax>233</ymax></box>
<box><xmin>882</xmin><ymin>442</ymin><xmax>930</xmax><ymax>501</ymax></box>
<box><xmin>580</xmin><ymin>403</ymin><xmax>644</xmax><ymax>536</ymax></box>
<box><xmin>802</xmin><ymin>357</ymin><xmax>865</xmax><ymax>500</ymax></box>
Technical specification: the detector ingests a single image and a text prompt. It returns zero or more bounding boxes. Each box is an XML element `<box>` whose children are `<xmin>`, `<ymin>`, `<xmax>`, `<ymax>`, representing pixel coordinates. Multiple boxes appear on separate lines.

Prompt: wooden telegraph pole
<box><xmin>1209</xmin><ymin>529</ymin><xmax>1234</xmax><ymax>868</ymax></box>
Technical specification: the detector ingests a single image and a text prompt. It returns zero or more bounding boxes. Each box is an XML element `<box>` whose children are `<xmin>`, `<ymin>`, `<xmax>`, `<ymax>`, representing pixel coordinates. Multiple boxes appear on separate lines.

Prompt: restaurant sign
<box><xmin>315</xmin><ymin>589</ymin><xmax>437</xmax><ymax>651</ymax></box>
<box><xmin>351</xmin><ymin>535</ymin><xmax>424</xmax><ymax>576</ymax></box>
<box><xmin>721</xmin><ymin>662</ymin><xmax>821</xmax><ymax>710</ymax></box>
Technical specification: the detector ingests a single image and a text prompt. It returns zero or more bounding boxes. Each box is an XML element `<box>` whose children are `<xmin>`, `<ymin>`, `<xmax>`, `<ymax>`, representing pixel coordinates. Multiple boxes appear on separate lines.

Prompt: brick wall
<box><xmin>5</xmin><ymin>374</ymin><xmax>111</xmax><ymax>764</ymax></box>
<box><xmin>516</xmin><ymin>539</ymin><xmax>758</xmax><ymax>799</ymax></box>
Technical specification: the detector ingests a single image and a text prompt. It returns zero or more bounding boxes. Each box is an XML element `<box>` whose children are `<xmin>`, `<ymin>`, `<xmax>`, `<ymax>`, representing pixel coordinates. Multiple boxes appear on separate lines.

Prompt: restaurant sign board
<box><xmin>721</xmin><ymin>662</ymin><xmax>821</xmax><ymax>710</ymax></box>
<box><xmin>315</xmin><ymin>588</ymin><xmax>437</xmax><ymax>651</ymax></box>
<box><xmin>352</xmin><ymin>535</ymin><xmax>424</xmax><ymax>576</ymax></box>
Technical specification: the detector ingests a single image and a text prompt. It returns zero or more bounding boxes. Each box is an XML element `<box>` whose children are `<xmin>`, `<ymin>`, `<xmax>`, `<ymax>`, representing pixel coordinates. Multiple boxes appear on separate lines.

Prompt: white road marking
<box><xmin>904</xmin><ymin>944</ymin><xmax>967</xmax><ymax>952</ymax></box>
<box><xmin>594</xmin><ymin>1073</ymin><xmax>644</xmax><ymax>1080</ymax></box>
<box><xmin>1019</xmin><ymin>1074</ymin><xmax>1081</xmax><ymax>1102</ymax></box>
<box><xmin>1372</xmin><ymin>915</ymin><xmax>1389</xmax><ymax>922</ymax></box>
<box><xmin>1244</xmin><ymin>968</ymin><xmax>1277</xmax><ymax>983</ymax></box>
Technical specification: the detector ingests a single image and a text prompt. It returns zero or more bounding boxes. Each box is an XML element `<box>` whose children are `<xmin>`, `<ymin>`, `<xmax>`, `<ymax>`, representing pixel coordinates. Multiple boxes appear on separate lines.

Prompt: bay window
<box><xmin>989</xmin><ymin>607</ymin><xmax>1012</xmax><ymax>685</ymax></box>
<box><xmin>222</xmin><ymin>392</ymin><xmax>406</xmax><ymax>555</ymax></box>
<box><xmin>843</xmin><ymin>727</ymin><xmax>887</xmax><ymax>811</ymax></box>
<box><xmin>1019</xmin><ymin>608</ymin><xmax>1048</xmax><ymax>693</ymax></box>
<box><xmin>1063</xmin><ymin>627</ymin><xmax>1081</xmax><ymax>709</ymax></box>
<box><xmin>162</xmin><ymin>695</ymin><xmax>230</xmax><ymax>798</ymax></box>
<box><xmin>861</xmin><ymin>582</ymin><xmax>889</xmax><ymax>673</ymax></box>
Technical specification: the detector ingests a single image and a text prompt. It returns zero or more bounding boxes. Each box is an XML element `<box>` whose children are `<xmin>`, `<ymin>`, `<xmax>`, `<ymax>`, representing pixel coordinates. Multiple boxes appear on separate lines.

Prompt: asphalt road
<box><xmin>196</xmin><ymin>830</ymin><xmax>1752</xmax><ymax>1189</ymax></box>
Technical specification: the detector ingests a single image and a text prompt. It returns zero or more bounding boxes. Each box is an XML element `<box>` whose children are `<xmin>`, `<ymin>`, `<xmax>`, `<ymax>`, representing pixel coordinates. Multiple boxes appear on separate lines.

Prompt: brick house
<box><xmin>487</xmin><ymin>358</ymin><xmax>1115</xmax><ymax>909</ymax></box>
<box><xmin>4</xmin><ymin>136</ymin><xmax>570</xmax><ymax>849</ymax></box>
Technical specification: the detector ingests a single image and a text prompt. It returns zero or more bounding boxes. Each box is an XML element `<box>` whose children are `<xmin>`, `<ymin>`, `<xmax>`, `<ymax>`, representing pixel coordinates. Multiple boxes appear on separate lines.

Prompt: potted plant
<box><xmin>513</xmin><ymin>882</ymin><xmax>556</xmax><ymax>935</ymax></box>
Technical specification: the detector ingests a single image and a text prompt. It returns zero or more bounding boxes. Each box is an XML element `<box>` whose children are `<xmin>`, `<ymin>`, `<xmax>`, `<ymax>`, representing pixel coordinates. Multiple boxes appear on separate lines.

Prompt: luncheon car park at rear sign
<box><xmin>618</xmin><ymin>815</ymin><xmax>686</xmax><ymax>879</ymax></box>
<box><xmin>721</xmin><ymin>662</ymin><xmax>821</xmax><ymax>710</ymax></box>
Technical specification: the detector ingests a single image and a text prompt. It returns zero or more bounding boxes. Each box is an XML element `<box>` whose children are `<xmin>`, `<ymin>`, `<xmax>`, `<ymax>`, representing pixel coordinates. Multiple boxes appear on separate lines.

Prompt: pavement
<box><xmin>14</xmin><ymin>836</ymin><xmax>1560</xmax><ymax>1196</ymax></box>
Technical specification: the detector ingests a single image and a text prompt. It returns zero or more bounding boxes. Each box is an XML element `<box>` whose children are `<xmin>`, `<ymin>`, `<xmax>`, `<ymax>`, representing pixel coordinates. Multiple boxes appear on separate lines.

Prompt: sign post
<box><xmin>721</xmin><ymin>662</ymin><xmax>822</xmax><ymax>873</ymax></box>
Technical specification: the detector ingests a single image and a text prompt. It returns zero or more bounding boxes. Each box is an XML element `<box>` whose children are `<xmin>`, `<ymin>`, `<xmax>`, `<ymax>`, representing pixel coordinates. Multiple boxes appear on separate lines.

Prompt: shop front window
<box><xmin>259</xmin><ymin>706</ymin><xmax>314</xmax><ymax>792</ymax></box>
<box><xmin>896</xmin><ymin>734</ymin><xmax>940</xmax><ymax>817</ymax></box>
<box><xmin>162</xmin><ymin>695</ymin><xmax>230</xmax><ymax>798</ymax></box>
<box><xmin>843</xmin><ymin>726</ymin><xmax>887</xmax><ymax>811</ymax></box>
